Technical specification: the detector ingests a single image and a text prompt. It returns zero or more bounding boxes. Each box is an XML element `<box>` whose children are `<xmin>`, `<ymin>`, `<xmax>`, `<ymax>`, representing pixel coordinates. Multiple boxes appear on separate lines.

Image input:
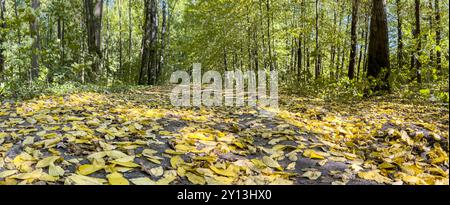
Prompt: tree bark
<box><xmin>30</xmin><ymin>0</ymin><xmax>40</xmax><ymax>81</ymax></box>
<box><xmin>314</xmin><ymin>0</ymin><xmax>320</xmax><ymax>79</ymax></box>
<box><xmin>128</xmin><ymin>0</ymin><xmax>132</xmax><ymax>83</ymax></box>
<box><xmin>435</xmin><ymin>0</ymin><xmax>441</xmax><ymax>73</ymax></box>
<box><xmin>0</xmin><ymin>0</ymin><xmax>6</xmax><ymax>78</ymax></box>
<box><xmin>84</xmin><ymin>0</ymin><xmax>104</xmax><ymax>82</ymax></box>
<box><xmin>348</xmin><ymin>0</ymin><xmax>359</xmax><ymax>80</ymax></box>
<box><xmin>119</xmin><ymin>0</ymin><xmax>123</xmax><ymax>80</ymax></box>
<box><xmin>14</xmin><ymin>0</ymin><xmax>21</xmax><ymax>45</ymax></box>
<box><xmin>413</xmin><ymin>0</ymin><xmax>422</xmax><ymax>84</ymax></box>
<box><xmin>367</xmin><ymin>0</ymin><xmax>390</xmax><ymax>92</ymax></box>
<box><xmin>139</xmin><ymin>0</ymin><xmax>158</xmax><ymax>85</ymax></box>
<box><xmin>396</xmin><ymin>0</ymin><xmax>403</xmax><ymax>69</ymax></box>
<box><xmin>158</xmin><ymin>0</ymin><xmax>168</xmax><ymax>84</ymax></box>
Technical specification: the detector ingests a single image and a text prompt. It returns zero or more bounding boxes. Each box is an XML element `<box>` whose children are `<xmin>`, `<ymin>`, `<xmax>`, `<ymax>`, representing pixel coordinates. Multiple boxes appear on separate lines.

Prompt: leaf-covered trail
<box><xmin>0</xmin><ymin>87</ymin><xmax>448</xmax><ymax>185</ymax></box>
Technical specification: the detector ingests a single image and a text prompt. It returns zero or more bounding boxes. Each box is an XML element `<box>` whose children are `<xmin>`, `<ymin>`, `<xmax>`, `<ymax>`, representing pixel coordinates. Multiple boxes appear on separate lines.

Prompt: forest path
<box><xmin>0</xmin><ymin>86</ymin><xmax>448</xmax><ymax>185</ymax></box>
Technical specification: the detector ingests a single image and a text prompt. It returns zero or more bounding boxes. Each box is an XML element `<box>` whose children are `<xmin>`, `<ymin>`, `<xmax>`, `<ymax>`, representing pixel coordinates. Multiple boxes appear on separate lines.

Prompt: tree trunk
<box><xmin>266</xmin><ymin>0</ymin><xmax>274</xmax><ymax>71</ymax></box>
<box><xmin>396</xmin><ymin>0</ymin><xmax>403</xmax><ymax>69</ymax></box>
<box><xmin>0</xmin><ymin>0</ymin><xmax>6</xmax><ymax>78</ymax></box>
<box><xmin>357</xmin><ymin>26</ymin><xmax>364</xmax><ymax>80</ymax></box>
<box><xmin>84</xmin><ymin>0</ymin><xmax>104</xmax><ymax>83</ymax></box>
<box><xmin>30</xmin><ymin>0</ymin><xmax>40</xmax><ymax>81</ymax></box>
<box><xmin>435</xmin><ymin>0</ymin><xmax>441</xmax><ymax>73</ymax></box>
<box><xmin>118</xmin><ymin>0</ymin><xmax>123</xmax><ymax>80</ymax></box>
<box><xmin>348</xmin><ymin>0</ymin><xmax>359</xmax><ymax>80</ymax></box>
<box><xmin>158</xmin><ymin>0</ymin><xmax>168</xmax><ymax>84</ymax></box>
<box><xmin>128</xmin><ymin>0</ymin><xmax>132</xmax><ymax>83</ymax></box>
<box><xmin>314</xmin><ymin>0</ymin><xmax>320</xmax><ymax>79</ymax></box>
<box><xmin>413</xmin><ymin>0</ymin><xmax>422</xmax><ymax>84</ymax></box>
<box><xmin>14</xmin><ymin>0</ymin><xmax>21</xmax><ymax>45</ymax></box>
<box><xmin>367</xmin><ymin>0</ymin><xmax>390</xmax><ymax>92</ymax></box>
<box><xmin>139</xmin><ymin>0</ymin><xmax>158</xmax><ymax>85</ymax></box>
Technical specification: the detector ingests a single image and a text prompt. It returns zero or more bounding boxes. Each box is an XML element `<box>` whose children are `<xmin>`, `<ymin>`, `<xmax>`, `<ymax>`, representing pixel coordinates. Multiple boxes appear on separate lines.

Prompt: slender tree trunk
<box><xmin>57</xmin><ymin>16</ymin><xmax>65</xmax><ymax>66</ymax></box>
<box><xmin>330</xmin><ymin>3</ymin><xmax>337</xmax><ymax>79</ymax></box>
<box><xmin>128</xmin><ymin>0</ymin><xmax>132</xmax><ymax>83</ymax></box>
<box><xmin>266</xmin><ymin>0</ymin><xmax>274</xmax><ymax>71</ymax></box>
<box><xmin>348</xmin><ymin>0</ymin><xmax>360</xmax><ymax>80</ymax></box>
<box><xmin>0</xmin><ymin>0</ymin><xmax>6</xmax><ymax>78</ymax></box>
<box><xmin>314</xmin><ymin>0</ymin><xmax>320</xmax><ymax>79</ymax></box>
<box><xmin>30</xmin><ymin>0</ymin><xmax>40</xmax><ymax>81</ymax></box>
<box><xmin>297</xmin><ymin>37</ymin><xmax>302</xmax><ymax>81</ymax></box>
<box><xmin>158</xmin><ymin>0</ymin><xmax>168</xmax><ymax>84</ymax></box>
<box><xmin>413</xmin><ymin>0</ymin><xmax>422</xmax><ymax>84</ymax></box>
<box><xmin>367</xmin><ymin>0</ymin><xmax>390</xmax><ymax>92</ymax></box>
<box><xmin>363</xmin><ymin>16</ymin><xmax>370</xmax><ymax>77</ymax></box>
<box><xmin>118</xmin><ymin>0</ymin><xmax>123</xmax><ymax>80</ymax></box>
<box><xmin>14</xmin><ymin>0</ymin><xmax>21</xmax><ymax>45</ymax></box>
<box><xmin>104</xmin><ymin>0</ymin><xmax>111</xmax><ymax>83</ymax></box>
<box><xmin>357</xmin><ymin>27</ymin><xmax>364</xmax><ymax>80</ymax></box>
<box><xmin>435</xmin><ymin>0</ymin><xmax>441</xmax><ymax>73</ymax></box>
<box><xmin>428</xmin><ymin>0</ymin><xmax>434</xmax><ymax>65</ymax></box>
<box><xmin>396</xmin><ymin>0</ymin><xmax>403</xmax><ymax>70</ymax></box>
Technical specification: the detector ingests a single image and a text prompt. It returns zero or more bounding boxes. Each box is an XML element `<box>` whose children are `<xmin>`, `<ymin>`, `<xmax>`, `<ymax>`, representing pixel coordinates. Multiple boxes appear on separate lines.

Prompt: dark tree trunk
<box><xmin>297</xmin><ymin>38</ymin><xmax>302</xmax><ymax>81</ymax></box>
<box><xmin>139</xmin><ymin>0</ymin><xmax>158</xmax><ymax>85</ymax></box>
<box><xmin>84</xmin><ymin>0</ymin><xmax>104</xmax><ymax>82</ymax></box>
<box><xmin>367</xmin><ymin>0</ymin><xmax>390</xmax><ymax>92</ymax></box>
<box><xmin>348</xmin><ymin>0</ymin><xmax>360</xmax><ymax>80</ymax></box>
<box><xmin>0</xmin><ymin>0</ymin><xmax>6</xmax><ymax>78</ymax></box>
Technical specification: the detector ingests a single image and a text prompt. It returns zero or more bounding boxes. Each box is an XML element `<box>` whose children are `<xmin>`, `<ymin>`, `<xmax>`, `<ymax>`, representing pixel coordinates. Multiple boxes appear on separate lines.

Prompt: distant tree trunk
<box><xmin>348</xmin><ymin>0</ymin><xmax>359</xmax><ymax>80</ymax></box>
<box><xmin>104</xmin><ymin>0</ymin><xmax>111</xmax><ymax>82</ymax></box>
<box><xmin>258</xmin><ymin>0</ymin><xmax>267</xmax><ymax>70</ymax></box>
<box><xmin>297</xmin><ymin>38</ymin><xmax>302</xmax><ymax>81</ymax></box>
<box><xmin>335</xmin><ymin>2</ymin><xmax>344</xmax><ymax>80</ymax></box>
<box><xmin>357</xmin><ymin>26</ymin><xmax>365</xmax><ymax>80</ymax></box>
<box><xmin>128</xmin><ymin>0</ymin><xmax>132</xmax><ymax>83</ymax></box>
<box><xmin>14</xmin><ymin>0</ymin><xmax>21</xmax><ymax>45</ymax></box>
<box><xmin>84</xmin><ymin>0</ymin><xmax>104</xmax><ymax>83</ymax></box>
<box><xmin>367</xmin><ymin>0</ymin><xmax>390</xmax><ymax>92</ymax></box>
<box><xmin>413</xmin><ymin>0</ymin><xmax>422</xmax><ymax>84</ymax></box>
<box><xmin>435</xmin><ymin>0</ymin><xmax>441</xmax><ymax>73</ymax></box>
<box><xmin>363</xmin><ymin>16</ymin><xmax>370</xmax><ymax>77</ymax></box>
<box><xmin>314</xmin><ymin>0</ymin><xmax>320</xmax><ymax>79</ymax></box>
<box><xmin>139</xmin><ymin>0</ymin><xmax>158</xmax><ymax>85</ymax></box>
<box><xmin>30</xmin><ymin>0</ymin><xmax>40</xmax><ymax>81</ymax></box>
<box><xmin>330</xmin><ymin>4</ymin><xmax>337</xmax><ymax>79</ymax></box>
<box><xmin>266</xmin><ymin>0</ymin><xmax>274</xmax><ymax>71</ymax></box>
<box><xmin>0</xmin><ymin>0</ymin><xmax>6</xmax><ymax>78</ymax></box>
<box><xmin>118</xmin><ymin>0</ymin><xmax>123</xmax><ymax>80</ymax></box>
<box><xmin>427</xmin><ymin>0</ymin><xmax>434</xmax><ymax>65</ymax></box>
<box><xmin>57</xmin><ymin>16</ymin><xmax>65</xmax><ymax>66</ymax></box>
<box><xmin>396</xmin><ymin>0</ymin><xmax>403</xmax><ymax>69</ymax></box>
